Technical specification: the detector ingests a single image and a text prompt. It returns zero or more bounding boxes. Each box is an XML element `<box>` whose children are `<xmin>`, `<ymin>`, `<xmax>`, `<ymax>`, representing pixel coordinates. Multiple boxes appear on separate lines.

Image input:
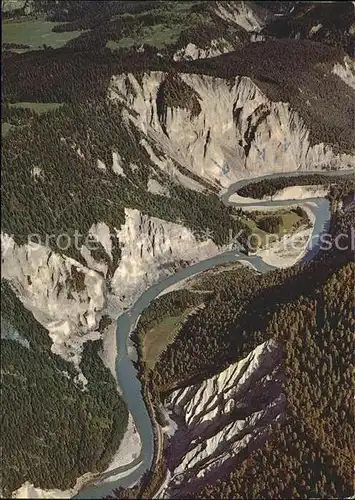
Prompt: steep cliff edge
<box><xmin>1</xmin><ymin>209</ymin><xmax>220</xmax><ymax>370</ymax></box>
<box><xmin>214</xmin><ymin>1</ymin><xmax>270</xmax><ymax>33</ymax></box>
<box><xmin>6</xmin><ymin>65</ymin><xmax>352</xmax><ymax>371</ymax></box>
<box><xmin>172</xmin><ymin>1</ymin><xmax>272</xmax><ymax>61</ymax></box>
<box><xmin>109</xmin><ymin>71</ymin><xmax>354</xmax><ymax>191</ymax></box>
<box><xmin>161</xmin><ymin>339</ymin><xmax>284</xmax><ymax>498</ymax></box>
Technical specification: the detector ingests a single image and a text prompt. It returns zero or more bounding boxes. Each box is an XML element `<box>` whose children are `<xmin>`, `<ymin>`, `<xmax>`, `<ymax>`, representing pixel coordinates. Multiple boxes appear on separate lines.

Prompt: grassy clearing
<box><xmin>9</xmin><ymin>102</ymin><xmax>64</xmax><ymax>114</ymax></box>
<box><xmin>113</xmin><ymin>1</ymin><xmax>201</xmax><ymax>21</ymax></box>
<box><xmin>107</xmin><ymin>23</ymin><xmax>184</xmax><ymax>50</ymax></box>
<box><xmin>143</xmin><ymin>308</ymin><xmax>198</xmax><ymax>368</ymax></box>
<box><xmin>163</xmin><ymin>1</ymin><xmax>202</xmax><ymax>13</ymax></box>
<box><xmin>107</xmin><ymin>1</ymin><xmax>207</xmax><ymax>50</ymax></box>
<box><xmin>241</xmin><ymin>218</ymin><xmax>278</xmax><ymax>247</ymax></box>
<box><xmin>2</xmin><ymin>20</ymin><xmax>84</xmax><ymax>50</ymax></box>
<box><xmin>280</xmin><ymin>212</ymin><xmax>302</xmax><ymax>232</ymax></box>
<box><xmin>1</xmin><ymin>122</ymin><xmax>15</xmax><ymax>137</ymax></box>
<box><xmin>237</xmin><ymin>208</ymin><xmax>307</xmax><ymax>247</ymax></box>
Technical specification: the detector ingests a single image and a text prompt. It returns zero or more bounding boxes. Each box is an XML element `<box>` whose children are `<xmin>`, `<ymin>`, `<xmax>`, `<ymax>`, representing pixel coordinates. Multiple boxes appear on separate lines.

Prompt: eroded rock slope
<box><xmin>109</xmin><ymin>71</ymin><xmax>354</xmax><ymax>191</ymax></box>
<box><xmin>162</xmin><ymin>339</ymin><xmax>284</xmax><ymax>498</ymax></box>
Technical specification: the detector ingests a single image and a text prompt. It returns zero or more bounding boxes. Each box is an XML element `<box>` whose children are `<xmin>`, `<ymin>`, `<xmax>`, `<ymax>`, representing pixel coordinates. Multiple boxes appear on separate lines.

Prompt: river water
<box><xmin>77</xmin><ymin>169</ymin><xmax>353</xmax><ymax>499</ymax></box>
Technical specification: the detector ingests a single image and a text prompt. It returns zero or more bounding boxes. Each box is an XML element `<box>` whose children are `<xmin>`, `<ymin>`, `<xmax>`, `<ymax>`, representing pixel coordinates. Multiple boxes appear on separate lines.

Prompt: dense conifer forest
<box><xmin>109</xmin><ymin>186</ymin><xmax>354</xmax><ymax>499</ymax></box>
<box><xmin>2</xmin><ymin>1</ymin><xmax>354</xmax><ymax>497</ymax></box>
<box><xmin>2</xmin><ymin>96</ymin><xmax>252</xmax><ymax>261</ymax></box>
<box><xmin>192</xmin><ymin>259</ymin><xmax>354</xmax><ymax>499</ymax></box>
<box><xmin>0</xmin><ymin>282</ymin><xmax>128</xmax><ymax>497</ymax></box>
<box><xmin>237</xmin><ymin>173</ymin><xmax>352</xmax><ymax>199</ymax></box>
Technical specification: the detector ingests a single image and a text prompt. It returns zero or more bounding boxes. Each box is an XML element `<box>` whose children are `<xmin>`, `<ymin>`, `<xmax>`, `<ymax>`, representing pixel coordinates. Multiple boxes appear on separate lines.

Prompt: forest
<box><xmin>1</xmin><ymin>95</ymin><xmax>252</xmax><ymax>262</ymax></box>
<box><xmin>3</xmin><ymin>3</ymin><xmax>354</xmax><ymax>154</ymax></box>
<box><xmin>192</xmin><ymin>260</ymin><xmax>353</xmax><ymax>499</ymax></box>
<box><xmin>119</xmin><ymin>182</ymin><xmax>354</xmax><ymax>499</ymax></box>
<box><xmin>236</xmin><ymin>173</ymin><xmax>352</xmax><ymax>199</ymax></box>
<box><xmin>1</xmin><ymin>281</ymin><xmax>128</xmax><ymax>497</ymax></box>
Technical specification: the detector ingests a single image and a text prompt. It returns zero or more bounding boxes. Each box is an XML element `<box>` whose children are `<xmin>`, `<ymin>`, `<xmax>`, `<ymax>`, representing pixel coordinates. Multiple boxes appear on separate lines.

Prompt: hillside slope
<box><xmin>109</xmin><ymin>69</ymin><xmax>354</xmax><ymax>192</ymax></box>
<box><xmin>150</xmin><ymin>204</ymin><xmax>354</xmax><ymax>499</ymax></box>
<box><xmin>162</xmin><ymin>339</ymin><xmax>284</xmax><ymax>498</ymax></box>
<box><xmin>1</xmin><ymin>2</ymin><xmax>354</xmax><ymax>497</ymax></box>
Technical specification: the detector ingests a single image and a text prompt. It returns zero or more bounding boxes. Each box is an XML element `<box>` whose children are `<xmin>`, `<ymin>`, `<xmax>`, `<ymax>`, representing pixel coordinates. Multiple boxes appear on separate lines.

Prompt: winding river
<box><xmin>77</xmin><ymin>169</ymin><xmax>353</xmax><ymax>499</ymax></box>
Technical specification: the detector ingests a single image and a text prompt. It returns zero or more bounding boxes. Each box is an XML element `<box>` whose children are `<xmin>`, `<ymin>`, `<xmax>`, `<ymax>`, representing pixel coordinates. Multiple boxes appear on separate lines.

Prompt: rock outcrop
<box><xmin>214</xmin><ymin>1</ymin><xmax>268</xmax><ymax>33</ymax></box>
<box><xmin>1</xmin><ymin>233</ymin><xmax>106</xmax><ymax>374</ymax></box>
<box><xmin>332</xmin><ymin>56</ymin><xmax>355</xmax><ymax>91</ymax></box>
<box><xmin>1</xmin><ymin>209</ymin><xmax>219</xmax><ymax>368</ymax></box>
<box><xmin>173</xmin><ymin>39</ymin><xmax>235</xmax><ymax>62</ymax></box>
<box><xmin>161</xmin><ymin>339</ymin><xmax>284</xmax><ymax>498</ymax></box>
<box><xmin>109</xmin><ymin>72</ymin><xmax>355</xmax><ymax>192</ymax></box>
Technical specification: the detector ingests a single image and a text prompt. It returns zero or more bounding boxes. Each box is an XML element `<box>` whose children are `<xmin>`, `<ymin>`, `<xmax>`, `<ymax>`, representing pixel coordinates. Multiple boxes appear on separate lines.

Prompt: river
<box><xmin>77</xmin><ymin>169</ymin><xmax>353</xmax><ymax>499</ymax></box>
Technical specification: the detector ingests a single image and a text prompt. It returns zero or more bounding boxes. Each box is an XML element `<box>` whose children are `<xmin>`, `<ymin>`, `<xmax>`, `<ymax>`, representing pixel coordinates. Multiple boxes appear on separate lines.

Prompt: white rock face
<box><xmin>31</xmin><ymin>166</ymin><xmax>43</xmax><ymax>179</ymax></box>
<box><xmin>97</xmin><ymin>159</ymin><xmax>106</xmax><ymax>171</ymax></box>
<box><xmin>173</xmin><ymin>39</ymin><xmax>235</xmax><ymax>61</ymax></box>
<box><xmin>99</xmin><ymin>321</ymin><xmax>118</xmax><ymax>383</ymax></box>
<box><xmin>89</xmin><ymin>222</ymin><xmax>113</xmax><ymax>259</ymax></box>
<box><xmin>147</xmin><ymin>178</ymin><xmax>170</xmax><ymax>196</ymax></box>
<box><xmin>112</xmin><ymin>152</ymin><xmax>126</xmax><ymax>177</ymax></box>
<box><xmin>172</xmin><ymin>0</ymin><xmax>271</xmax><ymax>62</ymax></box>
<box><xmin>12</xmin><ymin>482</ymin><xmax>74</xmax><ymax>499</ymax></box>
<box><xmin>1</xmin><ymin>317</ymin><xmax>30</xmax><ymax>349</ymax></box>
<box><xmin>109</xmin><ymin>208</ymin><xmax>219</xmax><ymax>310</ymax></box>
<box><xmin>109</xmin><ymin>72</ymin><xmax>355</xmax><ymax>192</ymax></box>
<box><xmin>1</xmin><ymin>208</ymin><xmax>221</xmax><ymax>369</ymax></box>
<box><xmin>1</xmin><ymin>233</ymin><xmax>105</xmax><ymax>375</ymax></box>
<box><xmin>333</xmin><ymin>57</ymin><xmax>355</xmax><ymax>90</ymax></box>
<box><xmin>80</xmin><ymin>245</ymin><xmax>108</xmax><ymax>277</ymax></box>
<box><xmin>214</xmin><ymin>1</ymin><xmax>265</xmax><ymax>32</ymax></box>
<box><xmin>229</xmin><ymin>184</ymin><xmax>329</xmax><ymax>205</ymax></box>
<box><xmin>162</xmin><ymin>339</ymin><xmax>284</xmax><ymax>497</ymax></box>
<box><xmin>80</xmin><ymin>222</ymin><xmax>114</xmax><ymax>278</ymax></box>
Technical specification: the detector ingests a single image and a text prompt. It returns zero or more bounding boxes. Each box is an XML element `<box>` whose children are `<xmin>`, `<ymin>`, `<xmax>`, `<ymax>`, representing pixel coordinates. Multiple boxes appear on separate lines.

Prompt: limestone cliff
<box><xmin>109</xmin><ymin>72</ymin><xmax>354</xmax><ymax>192</ymax></box>
<box><xmin>1</xmin><ymin>209</ymin><xmax>219</xmax><ymax>371</ymax></box>
<box><xmin>2</xmin><ymin>67</ymin><xmax>354</xmax><ymax>372</ymax></box>
<box><xmin>161</xmin><ymin>339</ymin><xmax>284</xmax><ymax>498</ymax></box>
<box><xmin>214</xmin><ymin>1</ymin><xmax>269</xmax><ymax>33</ymax></box>
<box><xmin>173</xmin><ymin>39</ymin><xmax>235</xmax><ymax>62</ymax></box>
<box><xmin>172</xmin><ymin>1</ymin><xmax>273</xmax><ymax>62</ymax></box>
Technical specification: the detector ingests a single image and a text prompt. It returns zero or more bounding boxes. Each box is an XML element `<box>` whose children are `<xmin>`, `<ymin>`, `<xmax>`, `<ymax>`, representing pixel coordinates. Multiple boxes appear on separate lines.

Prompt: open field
<box><xmin>237</xmin><ymin>208</ymin><xmax>308</xmax><ymax>247</ymax></box>
<box><xmin>2</xmin><ymin>20</ymin><xmax>84</xmax><ymax>50</ymax></box>
<box><xmin>279</xmin><ymin>210</ymin><xmax>306</xmax><ymax>232</ymax></box>
<box><xmin>107</xmin><ymin>23</ymin><xmax>184</xmax><ymax>50</ymax></box>
<box><xmin>1</xmin><ymin>122</ymin><xmax>15</xmax><ymax>137</ymax></box>
<box><xmin>106</xmin><ymin>1</ymin><xmax>205</xmax><ymax>50</ymax></box>
<box><xmin>9</xmin><ymin>102</ymin><xmax>64</xmax><ymax>114</ymax></box>
<box><xmin>143</xmin><ymin>307</ymin><xmax>201</xmax><ymax>369</ymax></box>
